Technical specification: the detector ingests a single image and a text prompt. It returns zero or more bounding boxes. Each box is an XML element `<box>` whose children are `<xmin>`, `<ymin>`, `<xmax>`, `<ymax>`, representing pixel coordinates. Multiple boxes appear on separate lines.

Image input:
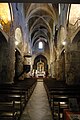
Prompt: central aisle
<box><xmin>20</xmin><ymin>79</ymin><xmax>53</xmax><ymax>120</ymax></box>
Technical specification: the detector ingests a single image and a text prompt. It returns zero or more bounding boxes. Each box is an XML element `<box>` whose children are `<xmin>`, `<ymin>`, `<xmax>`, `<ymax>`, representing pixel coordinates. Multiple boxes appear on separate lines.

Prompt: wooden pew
<box><xmin>14</xmin><ymin>77</ymin><xmax>37</xmax><ymax>100</ymax></box>
<box><xmin>43</xmin><ymin>78</ymin><xmax>80</xmax><ymax>120</ymax></box>
<box><xmin>0</xmin><ymin>89</ymin><xmax>27</xmax><ymax>119</ymax></box>
<box><xmin>0</xmin><ymin>94</ymin><xmax>19</xmax><ymax>120</ymax></box>
<box><xmin>0</xmin><ymin>78</ymin><xmax>37</xmax><ymax>120</ymax></box>
<box><xmin>49</xmin><ymin>90</ymin><xmax>73</xmax><ymax>120</ymax></box>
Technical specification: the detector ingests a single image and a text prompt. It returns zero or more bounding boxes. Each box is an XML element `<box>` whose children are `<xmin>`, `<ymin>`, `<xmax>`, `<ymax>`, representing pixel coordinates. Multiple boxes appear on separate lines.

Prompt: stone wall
<box><xmin>7</xmin><ymin>36</ymin><xmax>15</xmax><ymax>83</ymax></box>
<box><xmin>0</xmin><ymin>32</ymin><xmax>15</xmax><ymax>84</ymax></box>
<box><xmin>15</xmin><ymin>50</ymin><xmax>23</xmax><ymax>78</ymax></box>
<box><xmin>65</xmin><ymin>50</ymin><xmax>80</xmax><ymax>85</ymax></box>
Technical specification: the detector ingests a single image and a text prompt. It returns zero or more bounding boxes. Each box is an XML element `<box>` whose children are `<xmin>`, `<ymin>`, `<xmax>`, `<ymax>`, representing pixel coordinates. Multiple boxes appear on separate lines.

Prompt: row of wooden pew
<box><xmin>43</xmin><ymin>78</ymin><xmax>80</xmax><ymax>120</ymax></box>
<box><xmin>0</xmin><ymin>78</ymin><xmax>37</xmax><ymax>120</ymax></box>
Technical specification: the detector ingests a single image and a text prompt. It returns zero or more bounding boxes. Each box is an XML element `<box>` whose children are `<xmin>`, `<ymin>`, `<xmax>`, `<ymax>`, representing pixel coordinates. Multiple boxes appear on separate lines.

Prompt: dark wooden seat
<box><xmin>0</xmin><ymin>95</ymin><xmax>19</xmax><ymax>120</ymax></box>
<box><xmin>0</xmin><ymin>78</ymin><xmax>37</xmax><ymax>120</ymax></box>
<box><xmin>43</xmin><ymin>78</ymin><xmax>80</xmax><ymax>120</ymax></box>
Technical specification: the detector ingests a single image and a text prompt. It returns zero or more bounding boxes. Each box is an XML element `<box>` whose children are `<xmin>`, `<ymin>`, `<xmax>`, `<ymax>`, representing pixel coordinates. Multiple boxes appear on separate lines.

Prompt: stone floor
<box><xmin>20</xmin><ymin>79</ymin><xmax>53</xmax><ymax>120</ymax></box>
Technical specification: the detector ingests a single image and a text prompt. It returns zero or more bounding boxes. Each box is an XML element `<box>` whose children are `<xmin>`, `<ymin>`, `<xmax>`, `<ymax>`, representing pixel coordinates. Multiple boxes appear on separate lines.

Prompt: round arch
<box><xmin>33</xmin><ymin>54</ymin><xmax>48</xmax><ymax>72</ymax></box>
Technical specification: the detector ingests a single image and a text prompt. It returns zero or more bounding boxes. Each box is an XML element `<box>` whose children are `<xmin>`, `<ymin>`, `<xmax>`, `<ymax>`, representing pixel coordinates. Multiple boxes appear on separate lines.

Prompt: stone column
<box><xmin>0</xmin><ymin>39</ymin><xmax>9</xmax><ymax>83</ymax></box>
<box><xmin>7</xmin><ymin>35</ymin><xmax>15</xmax><ymax>83</ymax></box>
<box><xmin>65</xmin><ymin>50</ymin><xmax>80</xmax><ymax>85</ymax></box>
<box><xmin>0</xmin><ymin>33</ymin><xmax>15</xmax><ymax>84</ymax></box>
<box><xmin>56</xmin><ymin>58</ymin><xmax>60</xmax><ymax>80</ymax></box>
<box><xmin>15</xmin><ymin>51</ymin><xmax>23</xmax><ymax>77</ymax></box>
<box><xmin>56</xmin><ymin>51</ymin><xmax>65</xmax><ymax>81</ymax></box>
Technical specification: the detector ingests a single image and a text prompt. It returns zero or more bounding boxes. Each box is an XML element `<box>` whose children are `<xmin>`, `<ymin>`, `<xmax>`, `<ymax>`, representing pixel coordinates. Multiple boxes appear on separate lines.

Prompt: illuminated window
<box><xmin>59</xmin><ymin>4</ymin><xmax>61</xmax><ymax>15</ymax></box>
<box><xmin>69</xmin><ymin>4</ymin><xmax>80</xmax><ymax>25</ymax></box>
<box><xmin>38</xmin><ymin>41</ymin><xmax>43</xmax><ymax>49</ymax></box>
<box><xmin>0</xmin><ymin>3</ymin><xmax>11</xmax><ymax>24</ymax></box>
<box><xmin>0</xmin><ymin>3</ymin><xmax>11</xmax><ymax>32</ymax></box>
<box><xmin>15</xmin><ymin>28</ymin><xmax>22</xmax><ymax>45</ymax></box>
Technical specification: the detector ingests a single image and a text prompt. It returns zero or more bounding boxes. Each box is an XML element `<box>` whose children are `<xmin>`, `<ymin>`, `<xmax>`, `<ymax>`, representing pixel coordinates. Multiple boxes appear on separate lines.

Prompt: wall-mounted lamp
<box><xmin>62</xmin><ymin>41</ymin><xmax>66</xmax><ymax>46</ymax></box>
<box><xmin>64</xmin><ymin>50</ymin><xmax>65</xmax><ymax>53</ymax></box>
<box><xmin>15</xmin><ymin>41</ymin><xmax>19</xmax><ymax>46</ymax></box>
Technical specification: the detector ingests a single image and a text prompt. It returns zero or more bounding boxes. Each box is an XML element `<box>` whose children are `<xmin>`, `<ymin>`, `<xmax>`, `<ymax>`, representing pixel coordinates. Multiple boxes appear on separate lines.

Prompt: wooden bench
<box><xmin>0</xmin><ymin>94</ymin><xmax>19</xmax><ymax>120</ymax></box>
<box><xmin>43</xmin><ymin>79</ymin><xmax>80</xmax><ymax>120</ymax></box>
<box><xmin>0</xmin><ymin>78</ymin><xmax>37</xmax><ymax>120</ymax></box>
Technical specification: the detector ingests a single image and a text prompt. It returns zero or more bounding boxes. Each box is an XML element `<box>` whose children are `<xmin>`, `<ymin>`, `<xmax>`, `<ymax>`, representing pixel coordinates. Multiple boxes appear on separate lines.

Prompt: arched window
<box><xmin>38</xmin><ymin>41</ymin><xmax>43</xmax><ymax>49</ymax></box>
<box><xmin>0</xmin><ymin>3</ymin><xmax>12</xmax><ymax>32</ymax></box>
<box><xmin>59</xmin><ymin>3</ymin><xmax>61</xmax><ymax>15</ymax></box>
<box><xmin>69</xmin><ymin>4</ymin><xmax>80</xmax><ymax>25</ymax></box>
<box><xmin>15</xmin><ymin>28</ymin><xmax>22</xmax><ymax>46</ymax></box>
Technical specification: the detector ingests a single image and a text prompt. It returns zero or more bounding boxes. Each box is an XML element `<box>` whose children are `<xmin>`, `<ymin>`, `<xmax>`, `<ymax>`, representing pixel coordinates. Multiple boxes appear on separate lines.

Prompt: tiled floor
<box><xmin>20</xmin><ymin>79</ymin><xmax>53</xmax><ymax>120</ymax></box>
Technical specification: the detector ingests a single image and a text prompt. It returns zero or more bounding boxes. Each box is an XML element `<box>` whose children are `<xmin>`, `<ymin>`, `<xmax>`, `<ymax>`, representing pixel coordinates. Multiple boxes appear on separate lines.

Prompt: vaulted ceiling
<box><xmin>23</xmin><ymin>3</ymin><xmax>58</xmax><ymax>50</ymax></box>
